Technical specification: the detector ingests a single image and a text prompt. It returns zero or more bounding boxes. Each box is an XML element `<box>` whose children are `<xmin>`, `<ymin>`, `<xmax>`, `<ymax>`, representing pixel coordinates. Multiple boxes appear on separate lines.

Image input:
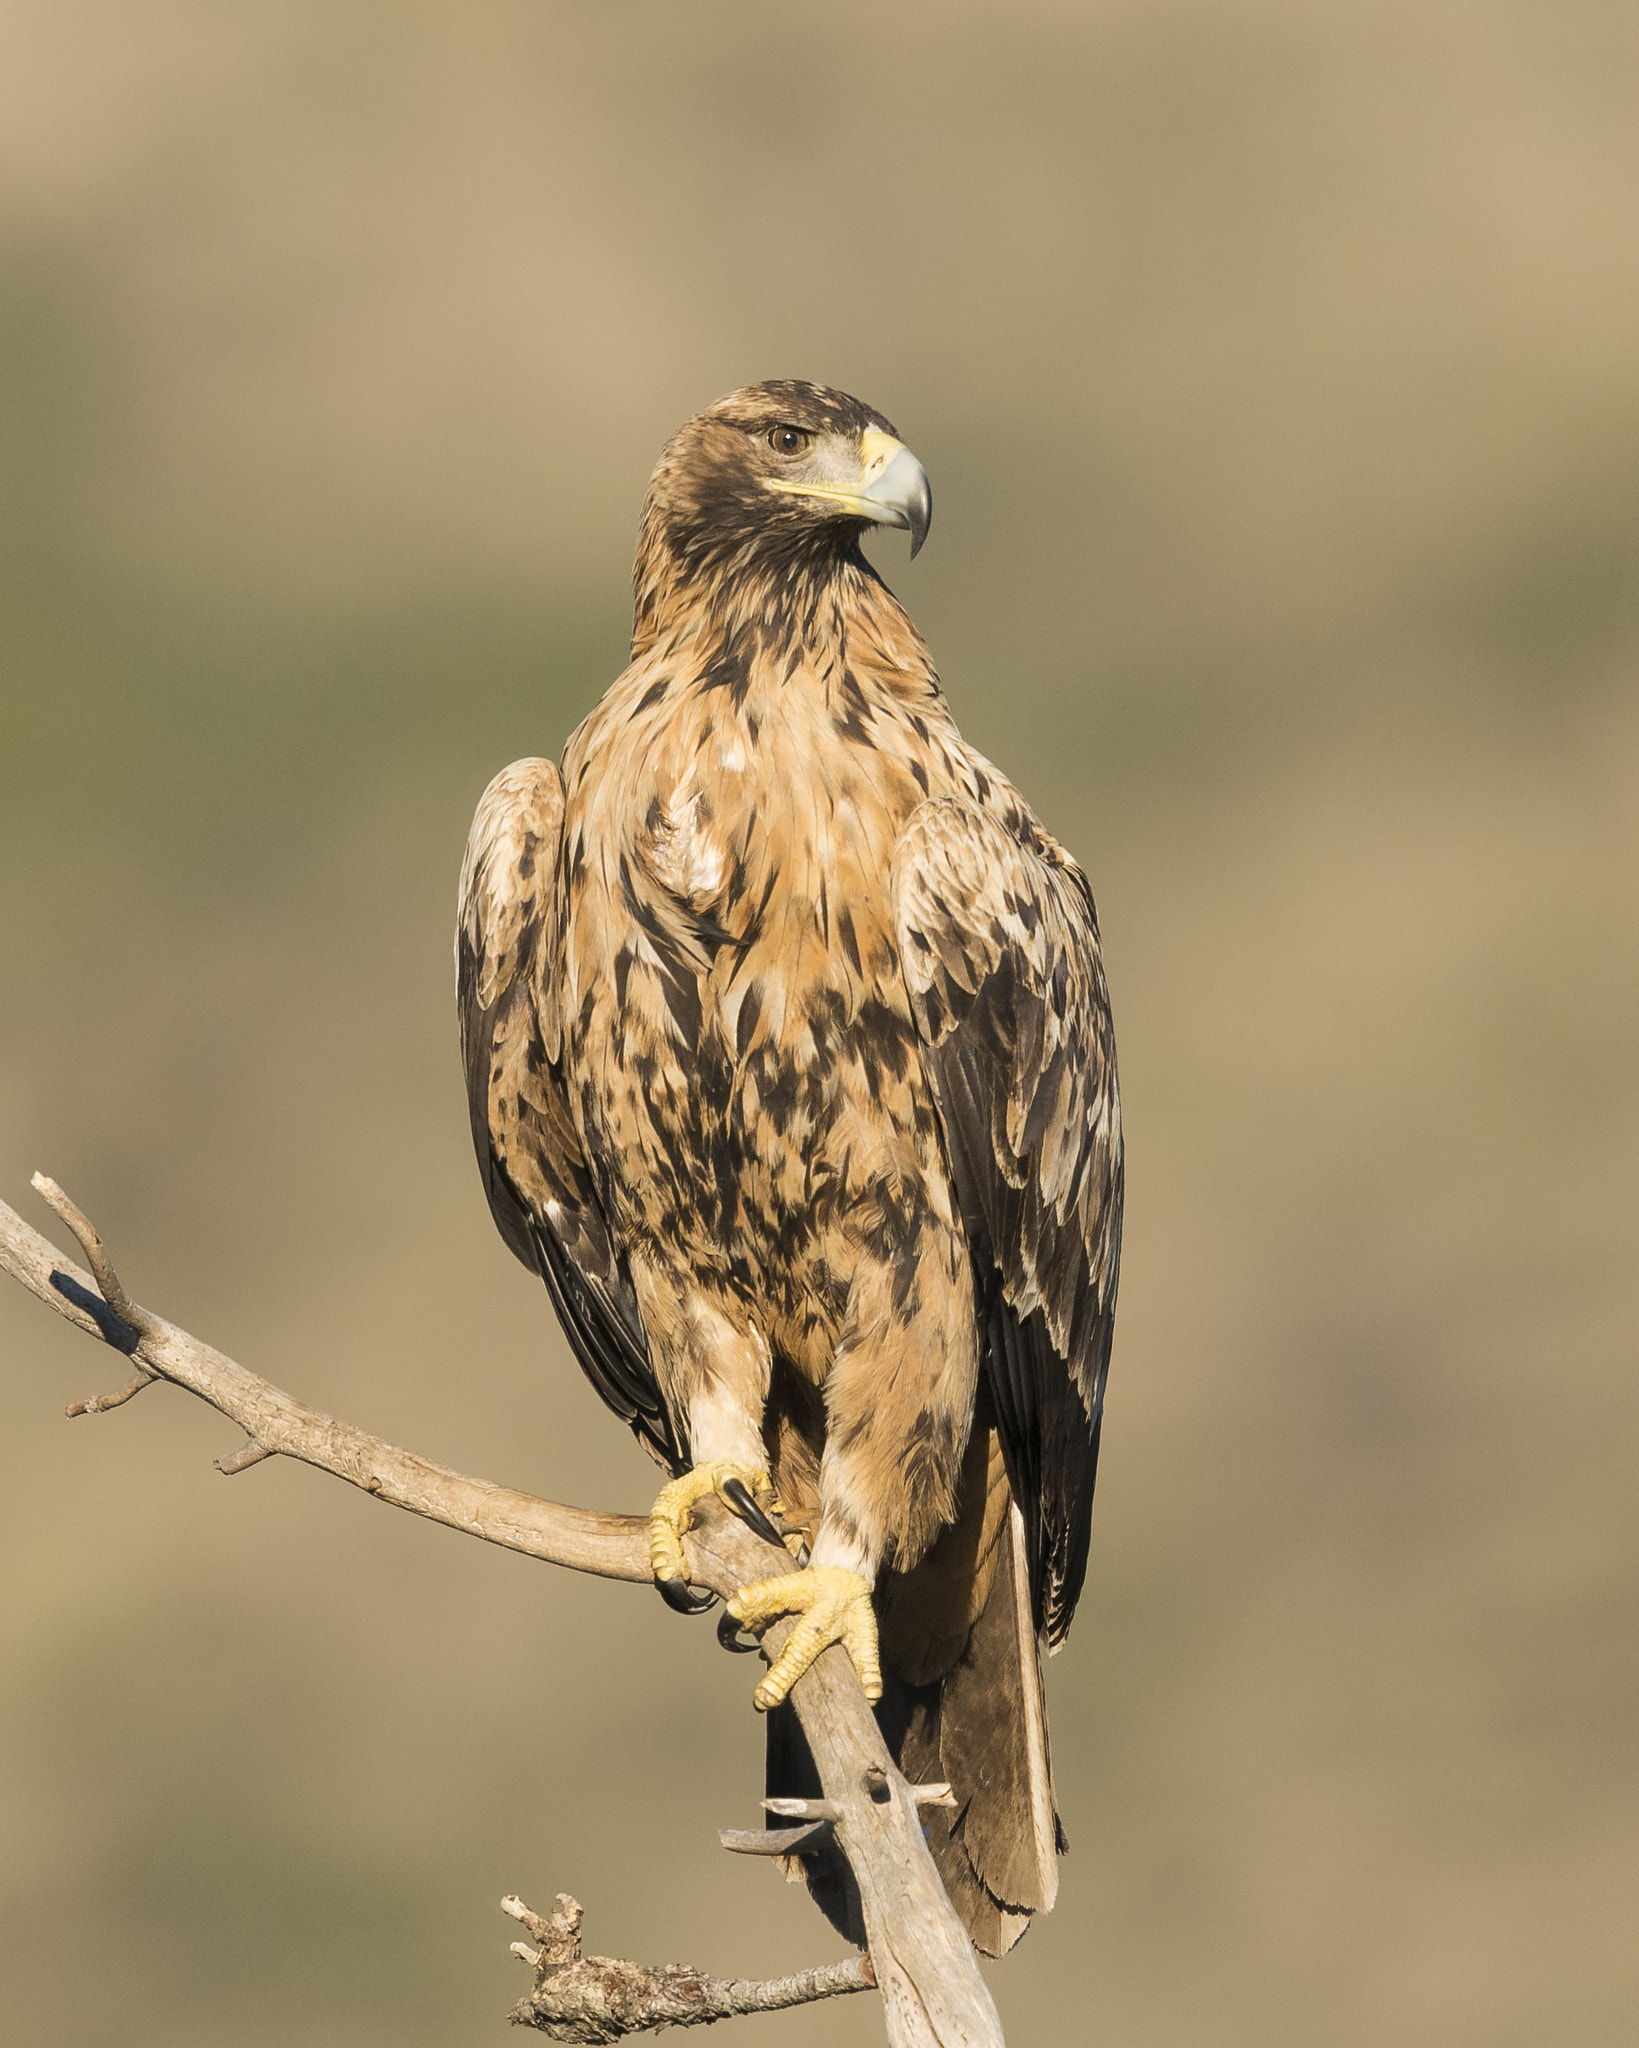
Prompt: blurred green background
<box><xmin>2</xmin><ymin>5</ymin><xmax>1636</xmax><ymax>2044</ymax></box>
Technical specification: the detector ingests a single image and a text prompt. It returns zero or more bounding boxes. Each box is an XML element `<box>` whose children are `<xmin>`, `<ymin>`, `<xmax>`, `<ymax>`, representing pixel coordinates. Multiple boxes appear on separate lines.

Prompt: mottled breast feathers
<box><xmin>459</xmin><ymin>750</ymin><xmax>1125</xmax><ymax>1646</ymax></box>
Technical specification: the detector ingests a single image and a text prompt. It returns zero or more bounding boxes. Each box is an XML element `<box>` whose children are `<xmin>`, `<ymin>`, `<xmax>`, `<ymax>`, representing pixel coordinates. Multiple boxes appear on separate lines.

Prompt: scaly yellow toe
<box><xmin>648</xmin><ymin>1459</ymin><xmax>772</xmax><ymax>1589</ymax></box>
<box><xmin>726</xmin><ymin>1566</ymin><xmax>882</xmax><ymax>1711</ymax></box>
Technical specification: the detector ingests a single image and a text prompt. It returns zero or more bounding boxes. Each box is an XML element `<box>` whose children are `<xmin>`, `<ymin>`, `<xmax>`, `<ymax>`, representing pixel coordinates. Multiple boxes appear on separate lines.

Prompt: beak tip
<box><xmin>907</xmin><ymin>492</ymin><xmax>931</xmax><ymax>560</ymax></box>
<box><xmin>901</xmin><ymin>485</ymin><xmax>930</xmax><ymax>565</ymax></box>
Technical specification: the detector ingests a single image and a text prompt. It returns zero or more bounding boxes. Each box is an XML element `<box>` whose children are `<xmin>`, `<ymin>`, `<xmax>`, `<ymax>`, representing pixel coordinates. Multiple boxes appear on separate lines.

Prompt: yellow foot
<box><xmin>648</xmin><ymin>1460</ymin><xmax>779</xmax><ymax>1592</ymax></box>
<box><xmin>727</xmin><ymin>1566</ymin><xmax>883</xmax><ymax>1712</ymax></box>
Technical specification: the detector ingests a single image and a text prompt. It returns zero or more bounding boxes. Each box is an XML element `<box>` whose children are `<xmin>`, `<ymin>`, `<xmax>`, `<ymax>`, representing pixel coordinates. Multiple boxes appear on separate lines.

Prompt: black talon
<box><xmin>657</xmin><ymin>1576</ymin><xmax>718</xmax><ymax>1616</ymax></box>
<box><xmin>717</xmin><ymin>1607</ymin><xmax>761</xmax><ymax>1653</ymax></box>
<box><xmin>720</xmin><ymin>1474</ymin><xmax>786</xmax><ymax>1549</ymax></box>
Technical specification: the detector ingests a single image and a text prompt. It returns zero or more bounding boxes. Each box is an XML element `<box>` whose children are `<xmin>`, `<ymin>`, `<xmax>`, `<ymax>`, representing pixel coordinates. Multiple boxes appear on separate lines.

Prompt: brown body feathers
<box><xmin>457</xmin><ymin>382</ymin><xmax>1122</xmax><ymax>1952</ymax></box>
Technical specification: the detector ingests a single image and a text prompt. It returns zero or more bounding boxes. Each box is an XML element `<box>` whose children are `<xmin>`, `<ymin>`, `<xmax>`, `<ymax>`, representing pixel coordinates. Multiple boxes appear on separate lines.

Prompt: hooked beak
<box><xmin>859</xmin><ymin>430</ymin><xmax>933</xmax><ymax>559</ymax></box>
<box><xmin>766</xmin><ymin>426</ymin><xmax>934</xmax><ymax>558</ymax></box>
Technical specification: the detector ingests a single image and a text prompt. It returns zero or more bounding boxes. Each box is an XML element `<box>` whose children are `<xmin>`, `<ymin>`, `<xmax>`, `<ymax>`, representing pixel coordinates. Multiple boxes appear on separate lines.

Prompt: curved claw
<box><xmin>719</xmin><ymin>1473</ymin><xmax>786</xmax><ymax>1549</ymax></box>
<box><xmin>658</xmin><ymin>1576</ymin><xmax>718</xmax><ymax>1616</ymax></box>
<box><xmin>716</xmin><ymin>1606</ymin><xmax>762</xmax><ymax>1653</ymax></box>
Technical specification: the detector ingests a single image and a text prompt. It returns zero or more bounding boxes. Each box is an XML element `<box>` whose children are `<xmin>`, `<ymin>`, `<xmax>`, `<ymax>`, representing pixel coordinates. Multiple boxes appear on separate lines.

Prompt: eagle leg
<box><xmin>727</xmin><ymin>1569</ymin><xmax>883</xmax><ymax>1712</ymax></box>
<box><xmin>648</xmin><ymin>1459</ymin><xmax>783</xmax><ymax>1600</ymax></box>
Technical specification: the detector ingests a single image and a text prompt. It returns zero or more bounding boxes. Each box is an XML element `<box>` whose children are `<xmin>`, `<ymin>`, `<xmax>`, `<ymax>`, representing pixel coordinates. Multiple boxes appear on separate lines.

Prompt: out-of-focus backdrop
<box><xmin>2</xmin><ymin>5</ymin><xmax>1635</xmax><ymax>2044</ymax></box>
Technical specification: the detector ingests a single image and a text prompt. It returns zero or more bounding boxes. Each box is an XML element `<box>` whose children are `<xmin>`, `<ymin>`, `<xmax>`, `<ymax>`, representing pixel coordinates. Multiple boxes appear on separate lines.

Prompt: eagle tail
<box><xmin>763</xmin><ymin>1500</ymin><xmax>1062</xmax><ymax>1958</ymax></box>
<box><xmin>894</xmin><ymin>1502</ymin><xmax>1061</xmax><ymax>1955</ymax></box>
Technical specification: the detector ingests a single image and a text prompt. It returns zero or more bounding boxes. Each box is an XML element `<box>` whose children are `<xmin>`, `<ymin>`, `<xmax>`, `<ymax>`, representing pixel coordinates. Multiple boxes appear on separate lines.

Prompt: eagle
<box><xmin>456</xmin><ymin>382</ymin><xmax>1122</xmax><ymax>1954</ymax></box>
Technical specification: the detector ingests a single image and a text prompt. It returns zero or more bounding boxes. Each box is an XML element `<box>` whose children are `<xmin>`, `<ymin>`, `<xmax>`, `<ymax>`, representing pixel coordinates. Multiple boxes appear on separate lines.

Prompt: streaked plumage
<box><xmin>457</xmin><ymin>382</ymin><xmax>1122</xmax><ymax>1953</ymax></box>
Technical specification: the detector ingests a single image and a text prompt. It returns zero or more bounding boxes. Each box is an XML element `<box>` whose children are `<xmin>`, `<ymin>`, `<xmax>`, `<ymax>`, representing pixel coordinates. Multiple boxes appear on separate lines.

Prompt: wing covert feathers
<box><xmin>456</xmin><ymin>759</ymin><xmax>682</xmax><ymax>1470</ymax></box>
<box><xmin>893</xmin><ymin>797</ymin><xmax>1123</xmax><ymax>1646</ymax></box>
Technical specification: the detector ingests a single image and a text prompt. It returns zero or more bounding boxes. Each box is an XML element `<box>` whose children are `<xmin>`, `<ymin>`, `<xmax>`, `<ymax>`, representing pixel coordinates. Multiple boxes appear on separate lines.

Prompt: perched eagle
<box><xmin>457</xmin><ymin>382</ymin><xmax>1122</xmax><ymax>1954</ymax></box>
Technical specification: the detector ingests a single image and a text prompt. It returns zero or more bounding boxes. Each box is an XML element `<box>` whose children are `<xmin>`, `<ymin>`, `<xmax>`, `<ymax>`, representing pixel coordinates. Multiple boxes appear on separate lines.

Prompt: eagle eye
<box><xmin>767</xmin><ymin>425</ymin><xmax>812</xmax><ymax>458</ymax></box>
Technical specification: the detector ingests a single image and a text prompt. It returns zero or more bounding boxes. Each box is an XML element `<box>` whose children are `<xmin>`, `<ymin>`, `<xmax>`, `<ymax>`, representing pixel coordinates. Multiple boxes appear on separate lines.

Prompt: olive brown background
<box><xmin>2</xmin><ymin>6</ymin><xmax>1635</xmax><ymax>2044</ymax></box>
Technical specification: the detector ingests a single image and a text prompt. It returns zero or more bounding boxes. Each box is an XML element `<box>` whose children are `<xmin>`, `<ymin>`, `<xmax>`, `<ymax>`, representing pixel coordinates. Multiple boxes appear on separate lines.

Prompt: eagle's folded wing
<box><xmin>892</xmin><ymin>797</ymin><xmax>1123</xmax><ymax>1646</ymax></box>
<box><xmin>456</xmin><ymin>758</ymin><xmax>682</xmax><ymax>1471</ymax></box>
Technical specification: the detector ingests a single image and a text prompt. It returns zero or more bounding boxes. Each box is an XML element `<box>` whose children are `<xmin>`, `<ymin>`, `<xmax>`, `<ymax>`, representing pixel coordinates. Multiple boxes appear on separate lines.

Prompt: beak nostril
<box><xmin>857</xmin><ymin>428</ymin><xmax>903</xmax><ymax>495</ymax></box>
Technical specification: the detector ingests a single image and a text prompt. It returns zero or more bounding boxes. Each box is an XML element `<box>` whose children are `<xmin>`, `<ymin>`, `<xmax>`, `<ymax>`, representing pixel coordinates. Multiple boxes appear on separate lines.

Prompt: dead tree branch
<box><xmin>0</xmin><ymin>1179</ymin><xmax>1005</xmax><ymax>2048</ymax></box>
<box><xmin>501</xmin><ymin>1893</ymin><xmax>874</xmax><ymax>2041</ymax></box>
<box><xmin>8</xmin><ymin>1175</ymin><xmax>655</xmax><ymax>1579</ymax></box>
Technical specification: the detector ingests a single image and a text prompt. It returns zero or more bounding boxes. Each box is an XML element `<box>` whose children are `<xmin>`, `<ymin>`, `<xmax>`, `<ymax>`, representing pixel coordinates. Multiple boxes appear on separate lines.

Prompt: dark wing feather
<box><xmin>893</xmin><ymin>797</ymin><xmax>1122</xmax><ymax>1646</ymax></box>
<box><xmin>456</xmin><ymin>758</ymin><xmax>684</xmax><ymax>1471</ymax></box>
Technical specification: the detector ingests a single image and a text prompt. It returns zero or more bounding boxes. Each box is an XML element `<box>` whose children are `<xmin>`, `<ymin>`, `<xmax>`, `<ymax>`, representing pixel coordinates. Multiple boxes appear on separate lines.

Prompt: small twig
<box><xmin>762</xmin><ymin>1796</ymin><xmax>841</xmax><ymax>1822</ymax></box>
<box><xmin>505</xmin><ymin>1893</ymin><xmax>585</xmax><ymax>1966</ymax></box>
<box><xmin>31</xmin><ymin>1174</ymin><xmax>160</xmax><ymax>1415</ymax></box>
<box><xmin>718</xmin><ymin>1820</ymin><xmax>833</xmax><ymax>1857</ymax></box>
<box><xmin>66</xmin><ymin>1369</ymin><xmax>154</xmax><ymax>1418</ymax></box>
<box><xmin>502</xmin><ymin>1892</ymin><xmax>873</xmax><ymax>2041</ymax></box>
<box><xmin>215</xmin><ymin>1438</ymin><xmax>275</xmax><ymax>1475</ymax></box>
<box><xmin>32</xmin><ymin>1173</ymin><xmax>155</xmax><ymax>1339</ymax></box>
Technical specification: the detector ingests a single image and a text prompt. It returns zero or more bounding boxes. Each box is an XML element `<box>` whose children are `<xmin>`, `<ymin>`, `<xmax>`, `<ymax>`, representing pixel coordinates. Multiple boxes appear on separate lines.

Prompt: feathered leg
<box><xmin>732</xmin><ymin>1219</ymin><xmax>979</xmax><ymax>1711</ymax></box>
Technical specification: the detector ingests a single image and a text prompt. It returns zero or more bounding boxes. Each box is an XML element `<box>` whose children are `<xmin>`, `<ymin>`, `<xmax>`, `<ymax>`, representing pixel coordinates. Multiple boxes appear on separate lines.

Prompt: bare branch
<box><xmin>0</xmin><ymin>1186</ymin><xmax>654</xmax><ymax>1583</ymax></box>
<box><xmin>502</xmin><ymin>1892</ymin><xmax>874</xmax><ymax>2042</ymax></box>
<box><xmin>2</xmin><ymin>1181</ymin><xmax>1006</xmax><ymax>2048</ymax></box>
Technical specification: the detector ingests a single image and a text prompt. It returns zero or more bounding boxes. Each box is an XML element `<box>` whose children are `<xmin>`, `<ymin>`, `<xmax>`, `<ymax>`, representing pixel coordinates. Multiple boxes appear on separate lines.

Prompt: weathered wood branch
<box><xmin>0</xmin><ymin>1178</ymin><xmax>1004</xmax><ymax>2048</ymax></box>
<box><xmin>5</xmin><ymin>1176</ymin><xmax>656</xmax><ymax>1581</ymax></box>
<box><xmin>502</xmin><ymin>1892</ymin><xmax>874</xmax><ymax>2040</ymax></box>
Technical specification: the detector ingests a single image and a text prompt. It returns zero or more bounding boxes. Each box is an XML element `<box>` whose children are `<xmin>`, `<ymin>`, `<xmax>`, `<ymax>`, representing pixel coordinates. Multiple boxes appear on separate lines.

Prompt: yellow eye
<box><xmin>767</xmin><ymin>425</ymin><xmax>811</xmax><ymax>457</ymax></box>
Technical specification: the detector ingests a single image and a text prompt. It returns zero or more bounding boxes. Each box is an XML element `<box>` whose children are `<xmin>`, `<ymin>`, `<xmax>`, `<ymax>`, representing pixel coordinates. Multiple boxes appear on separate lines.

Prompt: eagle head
<box><xmin>632</xmin><ymin>382</ymin><xmax>932</xmax><ymax>639</ymax></box>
